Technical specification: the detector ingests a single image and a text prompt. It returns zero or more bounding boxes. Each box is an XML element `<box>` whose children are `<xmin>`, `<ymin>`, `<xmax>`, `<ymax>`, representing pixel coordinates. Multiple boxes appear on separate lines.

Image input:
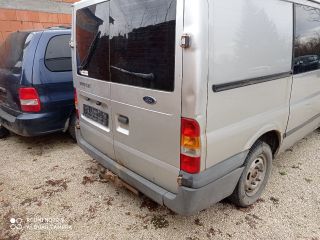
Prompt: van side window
<box><xmin>294</xmin><ymin>5</ymin><xmax>320</xmax><ymax>74</ymax></box>
<box><xmin>45</xmin><ymin>35</ymin><xmax>72</xmax><ymax>72</ymax></box>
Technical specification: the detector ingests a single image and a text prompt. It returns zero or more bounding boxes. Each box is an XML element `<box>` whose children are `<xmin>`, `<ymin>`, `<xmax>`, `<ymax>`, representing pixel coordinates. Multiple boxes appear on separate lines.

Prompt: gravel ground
<box><xmin>0</xmin><ymin>130</ymin><xmax>319</xmax><ymax>240</ymax></box>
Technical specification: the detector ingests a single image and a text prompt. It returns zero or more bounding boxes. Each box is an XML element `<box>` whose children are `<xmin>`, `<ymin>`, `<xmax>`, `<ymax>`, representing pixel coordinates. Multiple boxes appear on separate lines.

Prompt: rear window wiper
<box><xmin>79</xmin><ymin>31</ymin><xmax>101</xmax><ymax>70</ymax></box>
<box><xmin>110</xmin><ymin>66</ymin><xmax>155</xmax><ymax>80</ymax></box>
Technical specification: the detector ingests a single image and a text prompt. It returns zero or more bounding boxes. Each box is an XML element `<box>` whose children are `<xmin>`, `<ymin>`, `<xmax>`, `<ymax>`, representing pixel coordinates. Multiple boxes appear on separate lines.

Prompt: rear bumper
<box><xmin>77</xmin><ymin>128</ymin><xmax>246</xmax><ymax>215</ymax></box>
<box><xmin>0</xmin><ymin>108</ymin><xmax>70</xmax><ymax>137</ymax></box>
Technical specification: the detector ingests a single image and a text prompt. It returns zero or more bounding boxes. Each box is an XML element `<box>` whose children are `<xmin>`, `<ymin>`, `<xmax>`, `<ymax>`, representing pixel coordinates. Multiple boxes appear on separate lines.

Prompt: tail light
<box><xmin>180</xmin><ymin>118</ymin><xmax>201</xmax><ymax>174</ymax></box>
<box><xmin>74</xmin><ymin>88</ymin><xmax>79</xmax><ymax>119</ymax></box>
<box><xmin>19</xmin><ymin>87</ymin><xmax>41</xmax><ymax>113</ymax></box>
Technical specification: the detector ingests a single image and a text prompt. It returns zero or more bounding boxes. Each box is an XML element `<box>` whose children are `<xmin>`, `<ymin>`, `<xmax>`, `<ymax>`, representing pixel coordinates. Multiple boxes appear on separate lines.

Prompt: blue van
<box><xmin>0</xmin><ymin>27</ymin><xmax>76</xmax><ymax>139</ymax></box>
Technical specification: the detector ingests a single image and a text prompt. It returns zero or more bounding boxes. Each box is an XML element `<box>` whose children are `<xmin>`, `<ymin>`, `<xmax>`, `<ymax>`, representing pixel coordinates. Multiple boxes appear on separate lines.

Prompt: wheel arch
<box><xmin>245</xmin><ymin>126</ymin><xmax>283</xmax><ymax>157</ymax></box>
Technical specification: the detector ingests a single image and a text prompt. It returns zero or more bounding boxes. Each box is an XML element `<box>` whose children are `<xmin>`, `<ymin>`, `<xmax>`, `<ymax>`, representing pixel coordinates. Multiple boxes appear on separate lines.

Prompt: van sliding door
<box><xmin>286</xmin><ymin>4</ymin><xmax>320</xmax><ymax>140</ymax></box>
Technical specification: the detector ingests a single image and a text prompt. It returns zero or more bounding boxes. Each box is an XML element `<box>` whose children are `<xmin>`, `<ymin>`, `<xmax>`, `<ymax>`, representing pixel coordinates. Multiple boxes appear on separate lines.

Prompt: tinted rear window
<box><xmin>45</xmin><ymin>35</ymin><xmax>72</xmax><ymax>72</ymax></box>
<box><xmin>76</xmin><ymin>0</ymin><xmax>176</xmax><ymax>92</ymax></box>
<box><xmin>76</xmin><ymin>2</ymin><xmax>110</xmax><ymax>81</ymax></box>
<box><xmin>0</xmin><ymin>32</ymin><xmax>32</xmax><ymax>73</ymax></box>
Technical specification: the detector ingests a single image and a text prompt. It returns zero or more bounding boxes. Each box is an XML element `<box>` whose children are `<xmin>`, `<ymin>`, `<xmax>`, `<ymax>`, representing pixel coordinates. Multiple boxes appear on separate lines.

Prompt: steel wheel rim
<box><xmin>245</xmin><ymin>154</ymin><xmax>267</xmax><ymax>197</ymax></box>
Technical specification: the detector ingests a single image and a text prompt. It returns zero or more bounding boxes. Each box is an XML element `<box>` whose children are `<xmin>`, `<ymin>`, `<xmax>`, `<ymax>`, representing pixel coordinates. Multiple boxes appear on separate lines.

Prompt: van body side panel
<box><xmin>182</xmin><ymin>0</ymin><xmax>209</xmax><ymax>170</ymax></box>
<box><xmin>206</xmin><ymin>0</ymin><xmax>293</xmax><ymax>168</ymax></box>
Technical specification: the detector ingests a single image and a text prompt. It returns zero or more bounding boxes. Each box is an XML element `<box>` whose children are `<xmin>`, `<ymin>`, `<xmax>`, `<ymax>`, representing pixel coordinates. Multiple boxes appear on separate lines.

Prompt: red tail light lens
<box><xmin>19</xmin><ymin>87</ymin><xmax>41</xmax><ymax>113</ymax></box>
<box><xmin>181</xmin><ymin>118</ymin><xmax>200</xmax><ymax>138</ymax></box>
<box><xmin>180</xmin><ymin>155</ymin><xmax>200</xmax><ymax>174</ymax></box>
<box><xmin>74</xmin><ymin>88</ymin><xmax>79</xmax><ymax>119</ymax></box>
<box><xmin>180</xmin><ymin>118</ymin><xmax>201</xmax><ymax>174</ymax></box>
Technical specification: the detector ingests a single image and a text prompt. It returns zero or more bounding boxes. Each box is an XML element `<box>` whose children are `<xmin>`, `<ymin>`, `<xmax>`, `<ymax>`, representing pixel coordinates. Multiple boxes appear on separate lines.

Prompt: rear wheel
<box><xmin>0</xmin><ymin>124</ymin><xmax>10</xmax><ymax>139</ymax></box>
<box><xmin>68</xmin><ymin>113</ymin><xmax>77</xmax><ymax>142</ymax></box>
<box><xmin>229</xmin><ymin>140</ymin><xmax>273</xmax><ymax>207</ymax></box>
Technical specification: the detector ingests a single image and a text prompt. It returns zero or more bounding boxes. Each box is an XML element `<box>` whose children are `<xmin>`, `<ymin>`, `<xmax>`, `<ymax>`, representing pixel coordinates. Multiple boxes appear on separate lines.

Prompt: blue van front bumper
<box><xmin>0</xmin><ymin>108</ymin><xmax>70</xmax><ymax>137</ymax></box>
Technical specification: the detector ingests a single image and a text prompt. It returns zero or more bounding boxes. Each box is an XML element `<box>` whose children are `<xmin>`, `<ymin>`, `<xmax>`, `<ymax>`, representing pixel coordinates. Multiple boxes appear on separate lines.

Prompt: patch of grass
<box><xmin>245</xmin><ymin>215</ymin><xmax>257</xmax><ymax>229</ymax></box>
<box><xmin>194</xmin><ymin>218</ymin><xmax>204</xmax><ymax>226</ymax></box>
<box><xmin>206</xmin><ymin>227</ymin><xmax>222</xmax><ymax>238</ymax></box>
<box><xmin>82</xmin><ymin>176</ymin><xmax>96</xmax><ymax>185</ymax></box>
<box><xmin>279</xmin><ymin>171</ymin><xmax>287</xmax><ymax>176</ymax></box>
<box><xmin>256</xmin><ymin>198</ymin><xmax>265</xmax><ymax>203</ymax></box>
<box><xmin>46</xmin><ymin>179</ymin><xmax>68</xmax><ymax>190</ymax></box>
<box><xmin>270</xmin><ymin>196</ymin><xmax>280</xmax><ymax>205</ymax></box>
<box><xmin>291</xmin><ymin>165</ymin><xmax>301</xmax><ymax>170</ymax></box>
<box><xmin>151</xmin><ymin>215</ymin><xmax>169</xmax><ymax>229</ymax></box>
<box><xmin>186</xmin><ymin>237</ymin><xmax>200</xmax><ymax>240</ymax></box>
<box><xmin>304</xmin><ymin>178</ymin><xmax>312</xmax><ymax>183</ymax></box>
<box><xmin>140</xmin><ymin>197</ymin><xmax>159</xmax><ymax>212</ymax></box>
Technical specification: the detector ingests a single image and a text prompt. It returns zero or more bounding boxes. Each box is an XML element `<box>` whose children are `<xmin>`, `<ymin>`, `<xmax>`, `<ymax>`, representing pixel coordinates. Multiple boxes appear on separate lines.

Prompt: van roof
<box><xmin>17</xmin><ymin>26</ymin><xmax>71</xmax><ymax>35</ymax></box>
<box><xmin>72</xmin><ymin>0</ymin><xmax>320</xmax><ymax>9</ymax></box>
<box><xmin>40</xmin><ymin>26</ymin><xmax>71</xmax><ymax>34</ymax></box>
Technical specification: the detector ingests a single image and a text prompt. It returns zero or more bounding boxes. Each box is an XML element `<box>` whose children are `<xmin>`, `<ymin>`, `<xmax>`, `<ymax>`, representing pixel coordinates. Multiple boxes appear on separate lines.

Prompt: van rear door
<box><xmin>109</xmin><ymin>0</ymin><xmax>182</xmax><ymax>193</ymax></box>
<box><xmin>75</xmin><ymin>2</ymin><xmax>116</xmax><ymax>160</ymax></box>
<box><xmin>74</xmin><ymin>0</ymin><xmax>182</xmax><ymax>193</ymax></box>
<box><xmin>0</xmin><ymin>32</ymin><xmax>33</xmax><ymax>113</ymax></box>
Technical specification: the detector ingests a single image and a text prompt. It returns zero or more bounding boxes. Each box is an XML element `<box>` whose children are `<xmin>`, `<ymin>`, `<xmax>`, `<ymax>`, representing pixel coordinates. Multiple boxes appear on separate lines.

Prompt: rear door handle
<box><xmin>118</xmin><ymin>115</ymin><xmax>129</xmax><ymax>125</ymax></box>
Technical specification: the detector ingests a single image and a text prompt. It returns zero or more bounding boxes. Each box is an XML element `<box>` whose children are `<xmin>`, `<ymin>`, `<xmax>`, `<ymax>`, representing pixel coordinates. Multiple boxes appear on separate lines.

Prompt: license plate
<box><xmin>83</xmin><ymin>105</ymin><xmax>109</xmax><ymax>127</ymax></box>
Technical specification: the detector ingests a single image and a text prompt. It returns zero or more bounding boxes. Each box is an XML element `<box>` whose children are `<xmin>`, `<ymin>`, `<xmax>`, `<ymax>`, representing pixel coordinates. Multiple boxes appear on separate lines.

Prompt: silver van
<box><xmin>71</xmin><ymin>0</ymin><xmax>320</xmax><ymax>215</ymax></box>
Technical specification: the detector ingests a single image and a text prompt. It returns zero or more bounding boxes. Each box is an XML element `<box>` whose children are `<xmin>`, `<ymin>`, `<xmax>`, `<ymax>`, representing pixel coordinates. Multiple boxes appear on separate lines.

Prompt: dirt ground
<box><xmin>0</xmin><ymin>130</ymin><xmax>319</xmax><ymax>240</ymax></box>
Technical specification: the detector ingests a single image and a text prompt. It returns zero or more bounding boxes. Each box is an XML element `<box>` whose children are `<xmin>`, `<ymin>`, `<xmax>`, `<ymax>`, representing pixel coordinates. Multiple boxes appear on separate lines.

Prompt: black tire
<box><xmin>0</xmin><ymin>124</ymin><xmax>10</xmax><ymax>139</ymax></box>
<box><xmin>68</xmin><ymin>113</ymin><xmax>77</xmax><ymax>142</ymax></box>
<box><xmin>229</xmin><ymin>140</ymin><xmax>273</xmax><ymax>207</ymax></box>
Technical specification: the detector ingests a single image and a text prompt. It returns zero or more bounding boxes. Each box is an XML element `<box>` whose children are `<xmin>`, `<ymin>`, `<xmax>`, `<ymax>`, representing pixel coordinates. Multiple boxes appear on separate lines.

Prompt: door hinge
<box><xmin>180</xmin><ymin>34</ymin><xmax>191</xmax><ymax>49</ymax></box>
<box><xmin>69</xmin><ymin>40</ymin><xmax>74</xmax><ymax>48</ymax></box>
<box><xmin>177</xmin><ymin>176</ymin><xmax>183</xmax><ymax>186</ymax></box>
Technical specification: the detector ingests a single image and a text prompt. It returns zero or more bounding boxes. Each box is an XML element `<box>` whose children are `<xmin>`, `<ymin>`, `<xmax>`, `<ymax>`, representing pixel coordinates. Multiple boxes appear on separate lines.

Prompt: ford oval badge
<box><xmin>143</xmin><ymin>96</ymin><xmax>157</xmax><ymax>105</ymax></box>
